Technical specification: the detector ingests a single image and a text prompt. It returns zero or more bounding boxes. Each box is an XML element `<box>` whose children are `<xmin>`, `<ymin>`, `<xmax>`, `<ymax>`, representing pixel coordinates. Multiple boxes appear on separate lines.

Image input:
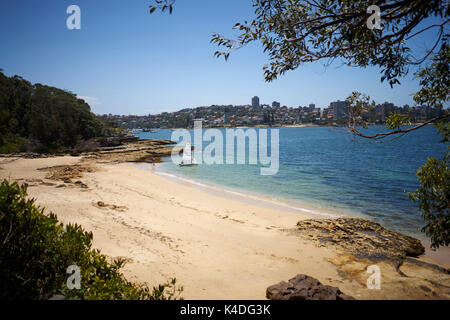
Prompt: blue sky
<box><xmin>0</xmin><ymin>0</ymin><xmax>442</xmax><ymax>115</ymax></box>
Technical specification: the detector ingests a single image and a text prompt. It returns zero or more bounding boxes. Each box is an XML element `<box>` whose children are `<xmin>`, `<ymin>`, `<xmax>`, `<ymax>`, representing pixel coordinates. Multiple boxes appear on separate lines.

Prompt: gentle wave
<box><xmin>152</xmin><ymin>168</ymin><xmax>342</xmax><ymax>219</ymax></box>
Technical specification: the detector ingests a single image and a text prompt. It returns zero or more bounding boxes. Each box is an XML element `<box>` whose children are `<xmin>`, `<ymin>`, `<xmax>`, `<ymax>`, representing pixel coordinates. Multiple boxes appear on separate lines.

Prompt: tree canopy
<box><xmin>0</xmin><ymin>71</ymin><xmax>109</xmax><ymax>153</ymax></box>
<box><xmin>151</xmin><ymin>0</ymin><xmax>448</xmax><ymax>86</ymax></box>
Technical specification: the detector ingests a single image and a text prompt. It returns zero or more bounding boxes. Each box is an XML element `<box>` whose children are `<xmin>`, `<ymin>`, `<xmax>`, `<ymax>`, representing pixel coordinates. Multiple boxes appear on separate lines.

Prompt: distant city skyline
<box><xmin>0</xmin><ymin>0</ymin><xmax>443</xmax><ymax>116</ymax></box>
<box><xmin>101</xmin><ymin>99</ymin><xmax>442</xmax><ymax>130</ymax></box>
<box><xmin>98</xmin><ymin>94</ymin><xmax>429</xmax><ymax>117</ymax></box>
<box><xmin>134</xmin><ymin>96</ymin><xmax>415</xmax><ymax>117</ymax></box>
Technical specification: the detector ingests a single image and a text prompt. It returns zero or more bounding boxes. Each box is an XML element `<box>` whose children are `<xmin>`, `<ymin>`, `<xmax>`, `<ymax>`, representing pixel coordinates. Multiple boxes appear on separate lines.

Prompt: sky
<box><xmin>0</xmin><ymin>0</ymin><xmax>444</xmax><ymax>115</ymax></box>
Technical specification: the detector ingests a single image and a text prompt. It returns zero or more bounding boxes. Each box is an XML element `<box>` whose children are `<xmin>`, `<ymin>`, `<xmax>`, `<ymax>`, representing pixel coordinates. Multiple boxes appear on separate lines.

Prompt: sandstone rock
<box><xmin>267</xmin><ymin>274</ymin><xmax>355</xmax><ymax>300</ymax></box>
<box><xmin>74</xmin><ymin>180</ymin><xmax>88</xmax><ymax>188</ymax></box>
<box><xmin>41</xmin><ymin>163</ymin><xmax>96</xmax><ymax>183</ymax></box>
<box><xmin>296</xmin><ymin>218</ymin><xmax>424</xmax><ymax>260</ymax></box>
<box><xmin>86</xmin><ymin>139</ymin><xmax>177</xmax><ymax>163</ymax></box>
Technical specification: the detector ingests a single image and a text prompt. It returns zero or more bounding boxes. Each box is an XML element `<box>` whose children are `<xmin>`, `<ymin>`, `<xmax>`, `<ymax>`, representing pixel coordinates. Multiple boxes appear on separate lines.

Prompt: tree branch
<box><xmin>349</xmin><ymin>114</ymin><xmax>450</xmax><ymax>140</ymax></box>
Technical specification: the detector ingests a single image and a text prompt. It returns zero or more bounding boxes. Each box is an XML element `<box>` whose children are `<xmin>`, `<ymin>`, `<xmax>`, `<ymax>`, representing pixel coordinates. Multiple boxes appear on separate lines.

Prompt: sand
<box><xmin>1</xmin><ymin>155</ymin><xmax>449</xmax><ymax>299</ymax></box>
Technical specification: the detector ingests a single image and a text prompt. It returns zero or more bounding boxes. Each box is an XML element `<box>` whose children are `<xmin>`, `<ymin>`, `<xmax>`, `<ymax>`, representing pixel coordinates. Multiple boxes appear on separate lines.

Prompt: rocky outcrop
<box><xmin>291</xmin><ymin>218</ymin><xmax>450</xmax><ymax>299</ymax></box>
<box><xmin>31</xmin><ymin>139</ymin><xmax>179</xmax><ymax>190</ymax></box>
<box><xmin>39</xmin><ymin>163</ymin><xmax>96</xmax><ymax>183</ymax></box>
<box><xmin>98</xmin><ymin>133</ymin><xmax>140</xmax><ymax>147</ymax></box>
<box><xmin>296</xmin><ymin>218</ymin><xmax>425</xmax><ymax>260</ymax></box>
<box><xmin>266</xmin><ymin>274</ymin><xmax>355</xmax><ymax>300</ymax></box>
<box><xmin>84</xmin><ymin>139</ymin><xmax>178</xmax><ymax>163</ymax></box>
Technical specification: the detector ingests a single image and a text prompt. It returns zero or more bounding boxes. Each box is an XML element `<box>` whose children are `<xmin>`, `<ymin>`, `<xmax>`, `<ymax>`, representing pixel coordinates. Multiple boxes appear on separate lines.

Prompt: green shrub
<box><xmin>409</xmin><ymin>156</ymin><xmax>450</xmax><ymax>248</ymax></box>
<box><xmin>0</xmin><ymin>135</ymin><xmax>29</xmax><ymax>153</ymax></box>
<box><xmin>0</xmin><ymin>179</ymin><xmax>183</xmax><ymax>300</ymax></box>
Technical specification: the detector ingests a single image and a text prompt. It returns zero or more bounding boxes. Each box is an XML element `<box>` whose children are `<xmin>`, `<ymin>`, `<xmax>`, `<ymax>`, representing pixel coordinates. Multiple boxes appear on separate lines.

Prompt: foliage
<box><xmin>385</xmin><ymin>111</ymin><xmax>412</xmax><ymax>130</ymax></box>
<box><xmin>413</xmin><ymin>43</ymin><xmax>450</xmax><ymax>107</ymax></box>
<box><xmin>151</xmin><ymin>0</ymin><xmax>449</xmax><ymax>86</ymax></box>
<box><xmin>409</xmin><ymin>157</ymin><xmax>450</xmax><ymax>248</ymax></box>
<box><xmin>0</xmin><ymin>180</ymin><xmax>183</xmax><ymax>300</ymax></box>
<box><xmin>345</xmin><ymin>91</ymin><xmax>374</xmax><ymax>129</ymax></box>
<box><xmin>0</xmin><ymin>71</ymin><xmax>112</xmax><ymax>153</ymax></box>
<box><xmin>435</xmin><ymin>116</ymin><xmax>450</xmax><ymax>143</ymax></box>
<box><xmin>345</xmin><ymin>40</ymin><xmax>449</xmax><ymax>140</ymax></box>
<box><xmin>0</xmin><ymin>135</ymin><xmax>29</xmax><ymax>153</ymax></box>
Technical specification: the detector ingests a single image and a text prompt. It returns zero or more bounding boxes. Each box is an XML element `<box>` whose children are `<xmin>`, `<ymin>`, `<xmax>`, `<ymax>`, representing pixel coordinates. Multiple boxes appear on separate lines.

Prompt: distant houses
<box><xmin>99</xmin><ymin>96</ymin><xmax>444</xmax><ymax>129</ymax></box>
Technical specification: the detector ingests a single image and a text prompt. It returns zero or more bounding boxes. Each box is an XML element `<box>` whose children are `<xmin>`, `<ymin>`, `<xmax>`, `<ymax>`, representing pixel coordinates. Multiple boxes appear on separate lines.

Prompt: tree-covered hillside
<box><xmin>0</xmin><ymin>71</ymin><xmax>111</xmax><ymax>153</ymax></box>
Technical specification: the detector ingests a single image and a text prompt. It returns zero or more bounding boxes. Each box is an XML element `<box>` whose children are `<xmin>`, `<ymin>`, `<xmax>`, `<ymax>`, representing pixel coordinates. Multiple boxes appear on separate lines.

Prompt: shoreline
<box><xmin>150</xmin><ymin>123</ymin><xmax>429</xmax><ymax>130</ymax></box>
<box><xmin>142</xmin><ymin>160</ymin><xmax>425</xmax><ymax>236</ymax></box>
<box><xmin>1</xmin><ymin>155</ymin><xmax>449</xmax><ymax>299</ymax></box>
<box><xmin>139</xmin><ymin>162</ymin><xmax>357</xmax><ymax>219</ymax></box>
<box><xmin>136</xmin><ymin>162</ymin><xmax>450</xmax><ymax>268</ymax></box>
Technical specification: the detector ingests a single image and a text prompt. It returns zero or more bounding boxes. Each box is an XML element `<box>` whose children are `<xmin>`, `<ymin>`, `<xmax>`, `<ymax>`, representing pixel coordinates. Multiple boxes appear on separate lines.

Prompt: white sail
<box><xmin>182</xmin><ymin>142</ymin><xmax>192</xmax><ymax>164</ymax></box>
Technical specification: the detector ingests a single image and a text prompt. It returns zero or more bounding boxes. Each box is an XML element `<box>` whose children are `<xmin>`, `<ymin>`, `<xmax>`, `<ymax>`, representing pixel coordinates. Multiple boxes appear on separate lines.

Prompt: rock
<box><xmin>85</xmin><ymin>139</ymin><xmax>177</xmax><ymax>163</ymax></box>
<box><xmin>74</xmin><ymin>180</ymin><xmax>88</xmax><ymax>188</ymax></box>
<box><xmin>420</xmin><ymin>285</ymin><xmax>432</xmax><ymax>292</ymax></box>
<box><xmin>296</xmin><ymin>218</ymin><xmax>425</xmax><ymax>260</ymax></box>
<box><xmin>99</xmin><ymin>136</ymin><xmax>137</xmax><ymax>147</ymax></box>
<box><xmin>266</xmin><ymin>274</ymin><xmax>355</xmax><ymax>300</ymax></box>
<box><xmin>48</xmin><ymin>294</ymin><xmax>66</xmax><ymax>300</ymax></box>
<box><xmin>147</xmin><ymin>139</ymin><xmax>174</xmax><ymax>145</ymax></box>
<box><xmin>43</xmin><ymin>163</ymin><xmax>96</xmax><ymax>183</ymax></box>
<box><xmin>94</xmin><ymin>201</ymin><xmax>127</xmax><ymax>211</ymax></box>
<box><xmin>41</xmin><ymin>181</ymin><xmax>56</xmax><ymax>186</ymax></box>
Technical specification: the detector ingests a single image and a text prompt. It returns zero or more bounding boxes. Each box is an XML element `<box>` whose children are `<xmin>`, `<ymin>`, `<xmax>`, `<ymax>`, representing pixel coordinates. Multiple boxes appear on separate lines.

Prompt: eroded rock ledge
<box><xmin>296</xmin><ymin>218</ymin><xmax>425</xmax><ymax>260</ymax></box>
<box><xmin>290</xmin><ymin>218</ymin><xmax>450</xmax><ymax>299</ymax></box>
<box><xmin>0</xmin><ymin>138</ymin><xmax>179</xmax><ymax>164</ymax></box>
<box><xmin>84</xmin><ymin>139</ymin><xmax>179</xmax><ymax>163</ymax></box>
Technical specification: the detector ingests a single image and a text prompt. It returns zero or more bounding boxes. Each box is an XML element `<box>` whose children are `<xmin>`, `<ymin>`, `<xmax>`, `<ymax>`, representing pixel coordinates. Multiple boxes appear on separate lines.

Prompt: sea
<box><xmin>135</xmin><ymin>125</ymin><xmax>447</xmax><ymax>237</ymax></box>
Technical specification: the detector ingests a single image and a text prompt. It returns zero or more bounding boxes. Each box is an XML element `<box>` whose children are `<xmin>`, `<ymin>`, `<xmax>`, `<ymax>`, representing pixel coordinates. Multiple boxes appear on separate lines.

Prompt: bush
<box><xmin>0</xmin><ymin>180</ymin><xmax>183</xmax><ymax>300</ymax></box>
<box><xmin>0</xmin><ymin>135</ymin><xmax>29</xmax><ymax>153</ymax></box>
<box><xmin>409</xmin><ymin>157</ymin><xmax>450</xmax><ymax>248</ymax></box>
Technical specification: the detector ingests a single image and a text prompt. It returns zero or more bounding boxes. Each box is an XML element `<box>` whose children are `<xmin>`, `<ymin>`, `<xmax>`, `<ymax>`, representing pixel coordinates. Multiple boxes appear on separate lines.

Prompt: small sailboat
<box><xmin>143</xmin><ymin>128</ymin><xmax>157</xmax><ymax>133</ymax></box>
<box><xmin>179</xmin><ymin>142</ymin><xmax>198</xmax><ymax>167</ymax></box>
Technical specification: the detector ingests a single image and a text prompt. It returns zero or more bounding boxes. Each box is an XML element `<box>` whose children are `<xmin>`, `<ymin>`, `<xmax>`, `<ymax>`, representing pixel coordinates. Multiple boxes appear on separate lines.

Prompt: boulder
<box><xmin>267</xmin><ymin>274</ymin><xmax>355</xmax><ymax>300</ymax></box>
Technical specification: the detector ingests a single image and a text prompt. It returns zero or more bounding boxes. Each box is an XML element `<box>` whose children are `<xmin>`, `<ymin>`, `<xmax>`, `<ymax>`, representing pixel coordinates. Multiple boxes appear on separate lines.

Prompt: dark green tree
<box><xmin>0</xmin><ymin>71</ymin><xmax>109</xmax><ymax>153</ymax></box>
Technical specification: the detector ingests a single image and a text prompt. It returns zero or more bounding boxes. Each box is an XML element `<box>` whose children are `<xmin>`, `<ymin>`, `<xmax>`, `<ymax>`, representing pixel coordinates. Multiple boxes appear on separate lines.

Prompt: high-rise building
<box><xmin>330</xmin><ymin>100</ymin><xmax>347</xmax><ymax>120</ymax></box>
<box><xmin>309</xmin><ymin>103</ymin><xmax>315</xmax><ymax>110</ymax></box>
<box><xmin>374</xmin><ymin>102</ymin><xmax>395</xmax><ymax>121</ymax></box>
<box><xmin>223</xmin><ymin>109</ymin><xmax>229</xmax><ymax>124</ymax></box>
<box><xmin>252</xmin><ymin>96</ymin><xmax>260</xmax><ymax>108</ymax></box>
<box><xmin>272</xmin><ymin>101</ymin><xmax>280</xmax><ymax>108</ymax></box>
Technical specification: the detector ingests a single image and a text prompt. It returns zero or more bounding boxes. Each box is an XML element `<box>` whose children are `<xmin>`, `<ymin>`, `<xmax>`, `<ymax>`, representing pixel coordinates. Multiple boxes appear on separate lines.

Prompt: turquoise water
<box><xmin>136</xmin><ymin>126</ymin><xmax>447</xmax><ymax>236</ymax></box>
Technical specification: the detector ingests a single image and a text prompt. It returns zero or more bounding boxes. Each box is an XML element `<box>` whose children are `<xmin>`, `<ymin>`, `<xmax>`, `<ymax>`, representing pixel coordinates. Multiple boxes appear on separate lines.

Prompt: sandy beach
<box><xmin>1</xmin><ymin>155</ymin><xmax>449</xmax><ymax>299</ymax></box>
